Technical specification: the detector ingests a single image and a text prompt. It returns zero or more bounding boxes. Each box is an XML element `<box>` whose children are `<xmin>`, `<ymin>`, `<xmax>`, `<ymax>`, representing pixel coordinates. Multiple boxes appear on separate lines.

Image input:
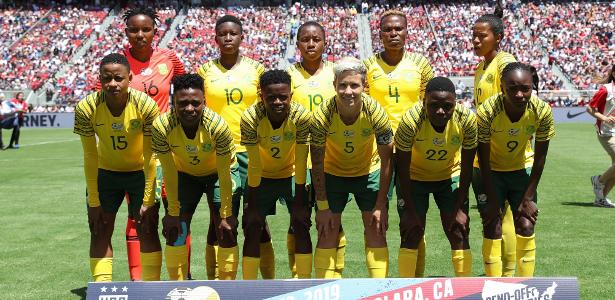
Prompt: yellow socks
<box><xmin>366</xmin><ymin>247</ymin><xmax>388</xmax><ymax>278</ymax></box>
<box><xmin>482</xmin><ymin>238</ymin><xmax>502</xmax><ymax>277</ymax></box>
<box><xmin>398</xmin><ymin>248</ymin><xmax>418</xmax><ymax>277</ymax></box>
<box><xmin>242</xmin><ymin>256</ymin><xmax>260</xmax><ymax>280</ymax></box>
<box><xmin>295</xmin><ymin>253</ymin><xmax>313</xmax><ymax>279</ymax></box>
<box><xmin>140</xmin><ymin>251</ymin><xmax>162</xmax><ymax>281</ymax></box>
<box><xmin>287</xmin><ymin>233</ymin><xmax>297</xmax><ymax>278</ymax></box>
<box><xmin>451</xmin><ymin>249</ymin><xmax>472</xmax><ymax>277</ymax></box>
<box><xmin>90</xmin><ymin>257</ymin><xmax>112</xmax><ymax>282</ymax></box>
<box><xmin>205</xmin><ymin>243</ymin><xmax>219</xmax><ymax>280</ymax></box>
<box><xmin>416</xmin><ymin>236</ymin><xmax>426</xmax><ymax>277</ymax></box>
<box><xmin>218</xmin><ymin>246</ymin><xmax>239</xmax><ymax>280</ymax></box>
<box><xmin>314</xmin><ymin>248</ymin><xmax>336</xmax><ymax>279</ymax></box>
<box><xmin>334</xmin><ymin>230</ymin><xmax>346</xmax><ymax>278</ymax></box>
<box><xmin>516</xmin><ymin>234</ymin><xmax>536</xmax><ymax>277</ymax></box>
<box><xmin>166</xmin><ymin>245</ymin><xmax>188</xmax><ymax>280</ymax></box>
<box><xmin>260</xmin><ymin>241</ymin><xmax>275</xmax><ymax>279</ymax></box>
<box><xmin>501</xmin><ymin>204</ymin><xmax>517</xmax><ymax>277</ymax></box>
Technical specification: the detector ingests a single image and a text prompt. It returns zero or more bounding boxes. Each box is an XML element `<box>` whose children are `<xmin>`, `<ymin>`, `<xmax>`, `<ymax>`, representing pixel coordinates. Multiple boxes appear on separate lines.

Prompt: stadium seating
<box><xmin>0</xmin><ymin>2</ymin><xmax>609</xmax><ymax>107</ymax></box>
<box><xmin>297</xmin><ymin>5</ymin><xmax>360</xmax><ymax>62</ymax></box>
<box><xmin>0</xmin><ymin>7</ymin><xmax>107</xmax><ymax>91</ymax></box>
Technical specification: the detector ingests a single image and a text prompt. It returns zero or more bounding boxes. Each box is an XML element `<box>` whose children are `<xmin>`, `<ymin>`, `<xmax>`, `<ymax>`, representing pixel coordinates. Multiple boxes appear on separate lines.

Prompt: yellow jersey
<box><xmin>477</xmin><ymin>94</ymin><xmax>555</xmax><ymax>171</ymax></box>
<box><xmin>474</xmin><ymin>51</ymin><xmax>516</xmax><ymax>107</ymax></box>
<box><xmin>74</xmin><ymin>88</ymin><xmax>159</xmax><ymax>172</ymax></box>
<box><xmin>287</xmin><ymin>61</ymin><xmax>336</xmax><ymax>112</ymax></box>
<box><xmin>395</xmin><ymin>102</ymin><xmax>477</xmax><ymax>181</ymax></box>
<box><xmin>311</xmin><ymin>94</ymin><xmax>393</xmax><ymax>177</ymax></box>
<box><xmin>151</xmin><ymin>108</ymin><xmax>236</xmax><ymax>177</ymax></box>
<box><xmin>240</xmin><ymin>102</ymin><xmax>311</xmax><ymax>179</ymax></box>
<box><xmin>363</xmin><ymin>52</ymin><xmax>434</xmax><ymax>131</ymax></box>
<box><xmin>197</xmin><ymin>56</ymin><xmax>265</xmax><ymax>152</ymax></box>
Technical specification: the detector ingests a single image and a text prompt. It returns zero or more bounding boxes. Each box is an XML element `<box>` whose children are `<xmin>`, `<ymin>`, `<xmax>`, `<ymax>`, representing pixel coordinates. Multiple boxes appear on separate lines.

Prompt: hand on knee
<box><xmin>515</xmin><ymin>217</ymin><xmax>534</xmax><ymax>237</ymax></box>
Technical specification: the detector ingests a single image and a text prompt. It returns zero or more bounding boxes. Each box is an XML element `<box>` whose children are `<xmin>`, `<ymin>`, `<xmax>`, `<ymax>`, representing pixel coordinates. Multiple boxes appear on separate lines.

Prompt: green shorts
<box><xmin>396</xmin><ymin>176</ymin><xmax>464</xmax><ymax>217</ymax></box>
<box><xmin>96</xmin><ymin>169</ymin><xmax>144</xmax><ymax>216</ymax></box>
<box><xmin>236</xmin><ymin>151</ymin><xmax>248</xmax><ymax>192</ymax></box>
<box><xmin>472</xmin><ymin>167</ymin><xmax>536</xmax><ymax>212</ymax></box>
<box><xmin>178</xmin><ymin>166</ymin><xmax>242</xmax><ymax>216</ymax></box>
<box><xmin>325</xmin><ymin>170</ymin><xmax>385</xmax><ymax>213</ymax></box>
<box><xmin>247</xmin><ymin>176</ymin><xmax>308</xmax><ymax>217</ymax></box>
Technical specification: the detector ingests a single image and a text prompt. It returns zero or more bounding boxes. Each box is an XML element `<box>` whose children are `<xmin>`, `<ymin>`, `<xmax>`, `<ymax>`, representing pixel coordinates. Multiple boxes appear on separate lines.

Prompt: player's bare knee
<box><xmin>515</xmin><ymin>217</ymin><xmax>534</xmax><ymax>237</ymax></box>
<box><xmin>482</xmin><ymin>219</ymin><xmax>502</xmax><ymax>239</ymax></box>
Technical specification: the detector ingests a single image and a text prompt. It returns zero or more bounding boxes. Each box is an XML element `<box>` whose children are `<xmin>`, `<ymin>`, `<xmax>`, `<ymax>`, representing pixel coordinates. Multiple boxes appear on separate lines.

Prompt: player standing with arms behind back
<box><xmin>363</xmin><ymin>10</ymin><xmax>434</xmax><ymax>278</ymax></box>
<box><xmin>472</xmin><ymin>4</ymin><xmax>517</xmax><ymax>276</ymax></box>
<box><xmin>197</xmin><ymin>15</ymin><xmax>274</xmax><ymax>280</ymax></box>
<box><xmin>475</xmin><ymin>62</ymin><xmax>554</xmax><ymax>277</ymax></box>
<box><xmin>117</xmin><ymin>7</ymin><xmax>186</xmax><ymax>281</ymax></box>
<box><xmin>74</xmin><ymin>53</ymin><xmax>159</xmax><ymax>282</ymax></box>
<box><xmin>311</xmin><ymin>57</ymin><xmax>393</xmax><ymax>279</ymax></box>
<box><xmin>287</xmin><ymin>21</ymin><xmax>346</xmax><ymax>278</ymax></box>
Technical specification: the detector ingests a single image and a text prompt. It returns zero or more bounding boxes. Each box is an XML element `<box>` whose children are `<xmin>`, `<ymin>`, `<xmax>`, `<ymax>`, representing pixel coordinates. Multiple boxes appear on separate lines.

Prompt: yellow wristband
<box><xmin>316</xmin><ymin>200</ymin><xmax>329</xmax><ymax>211</ymax></box>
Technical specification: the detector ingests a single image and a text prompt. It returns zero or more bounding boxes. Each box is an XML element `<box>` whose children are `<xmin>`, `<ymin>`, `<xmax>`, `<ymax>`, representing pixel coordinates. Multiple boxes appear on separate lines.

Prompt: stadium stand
<box><xmin>0</xmin><ymin>6</ymin><xmax>107</xmax><ymax>91</ymax></box>
<box><xmin>170</xmin><ymin>6</ymin><xmax>288</xmax><ymax>71</ymax></box>
<box><xmin>0</xmin><ymin>1</ymin><xmax>610</xmax><ymax>108</ymax></box>
<box><xmin>297</xmin><ymin>5</ymin><xmax>360</xmax><ymax>62</ymax></box>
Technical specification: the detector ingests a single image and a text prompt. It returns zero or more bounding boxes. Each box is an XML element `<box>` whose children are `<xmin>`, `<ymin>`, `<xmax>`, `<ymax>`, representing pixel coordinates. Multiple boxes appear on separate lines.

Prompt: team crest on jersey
<box><xmin>270</xmin><ymin>135</ymin><xmax>282</xmax><ymax>143</ymax></box>
<box><xmin>508</xmin><ymin>128</ymin><xmax>520</xmax><ymax>136</ymax></box>
<box><xmin>451</xmin><ymin>135</ymin><xmax>461</xmax><ymax>145</ymax></box>
<box><xmin>343</xmin><ymin>130</ymin><xmax>354</xmax><ymax>137</ymax></box>
<box><xmin>129</xmin><ymin>119</ymin><xmax>141</xmax><ymax>130</ymax></box>
<box><xmin>361</xmin><ymin>128</ymin><xmax>372</xmax><ymax>137</ymax></box>
<box><xmin>486</xmin><ymin>74</ymin><xmax>495</xmax><ymax>84</ymax></box>
<box><xmin>140</xmin><ymin>68</ymin><xmax>153</xmax><ymax>76</ymax></box>
<box><xmin>526</xmin><ymin>125</ymin><xmax>536</xmax><ymax>135</ymax></box>
<box><xmin>283</xmin><ymin>132</ymin><xmax>295</xmax><ymax>141</ymax></box>
<box><xmin>158</xmin><ymin>64</ymin><xmax>169</xmax><ymax>75</ymax></box>
<box><xmin>111</xmin><ymin>122</ymin><xmax>124</xmax><ymax>131</ymax></box>
<box><xmin>432</xmin><ymin>137</ymin><xmax>445</xmax><ymax>146</ymax></box>
<box><xmin>202</xmin><ymin>143</ymin><xmax>213</xmax><ymax>152</ymax></box>
<box><xmin>185</xmin><ymin>145</ymin><xmax>198</xmax><ymax>154</ymax></box>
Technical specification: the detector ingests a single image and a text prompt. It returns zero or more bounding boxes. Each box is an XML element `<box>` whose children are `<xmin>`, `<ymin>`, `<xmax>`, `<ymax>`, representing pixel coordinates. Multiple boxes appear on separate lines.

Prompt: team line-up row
<box><xmin>76</xmin><ymin>9</ymin><xmax>553</xmax><ymax>282</ymax></box>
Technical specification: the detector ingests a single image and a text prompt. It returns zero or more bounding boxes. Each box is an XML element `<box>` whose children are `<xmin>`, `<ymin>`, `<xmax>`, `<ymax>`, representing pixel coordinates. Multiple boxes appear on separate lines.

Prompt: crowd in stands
<box><xmin>295</xmin><ymin>4</ymin><xmax>360</xmax><ymax>62</ymax></box>
<box><xmin>172</xmin><ymin>6</ymin><xmax>288</xmax><ymax>72</ymax></box>
<box><xmin>1</xmin><ymin>2</ymin><xmax>610</xmax><ymax>109</ymax></box>
<box><xmin>521</xmin><ymin>1</ymin><xmax>613</xmax><ymax>90</ymax></box>
<box><xmin>0</xmin><ymin>6</ymin><xmax>49</xmax><ymax>47</ymax></box>
<box><xmin>0</xmin><ymin>6</ymin><xmax>107</xmax><ymax>92</ymax></box>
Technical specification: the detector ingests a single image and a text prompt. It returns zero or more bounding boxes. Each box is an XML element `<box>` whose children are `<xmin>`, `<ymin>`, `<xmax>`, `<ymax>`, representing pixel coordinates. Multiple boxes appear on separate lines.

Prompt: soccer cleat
<box><xmin>594</xmin><ymin>197</ymin><xmax>615</xmax><ymax>208</ymax></box>
<box><xmin>591</xmin><ymin>175</ymin><xmax>605</xmax><ymax>200</ymax></box>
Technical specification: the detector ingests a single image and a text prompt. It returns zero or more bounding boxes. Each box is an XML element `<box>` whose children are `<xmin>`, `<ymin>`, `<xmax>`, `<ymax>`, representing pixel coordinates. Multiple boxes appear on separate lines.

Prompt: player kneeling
<box><xmin>311</xmin><ymin>57</ymin><xmax>394</xmax><ymax>278</ymax></box>
<box><xmin>395</xmin><ymin>77</ymin><xmax>477</xmax><ymax>277</ymax></box>
<box><xmin>74</xmin><ymin>53</ymin><xmax>160</xmax><ymax>282</ymax></box>
<box><xmin>240</xmin><ymin>70</ymin><xmax>313</xmax><ymax>279</ymax></box>
<box><xmin>474</xmin><ymin>63</ymin><xmax>554</xmax><ymax>277</ymax></box>
<box><xmin>152</xmin><ymin>74</ymin><xmax>240</xmax><ymax>280</ymax></box>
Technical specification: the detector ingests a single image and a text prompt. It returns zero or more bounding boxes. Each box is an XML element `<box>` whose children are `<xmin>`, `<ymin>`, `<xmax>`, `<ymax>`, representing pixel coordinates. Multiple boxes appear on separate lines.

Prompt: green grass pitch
<box><xmin>0</xmin><ymin>123</ymin><xmax>613</xmax><ymax>299</ymax></box>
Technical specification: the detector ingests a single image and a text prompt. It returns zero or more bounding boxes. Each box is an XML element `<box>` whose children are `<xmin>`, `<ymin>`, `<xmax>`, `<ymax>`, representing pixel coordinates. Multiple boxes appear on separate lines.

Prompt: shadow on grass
<box><xmin>561</xmin><ymin>201</ymin><xmax>596</xmax><ymax>207</ymax></box>
<box><xmin>71</xmin><ymin>287</ymin><xmax>87</xmax><ymax>300</ymax></box>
